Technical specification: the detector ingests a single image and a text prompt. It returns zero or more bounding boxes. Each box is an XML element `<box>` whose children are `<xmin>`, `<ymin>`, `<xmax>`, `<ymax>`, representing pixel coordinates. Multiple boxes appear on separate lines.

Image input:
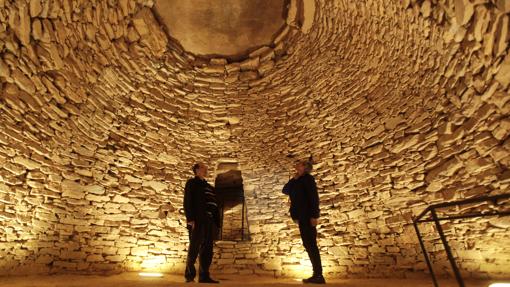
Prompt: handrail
<box><xmin>415</xmin><ymin>193</ymin><xmax>510</xmax><ymax>221</ymax></box>
<box><xmin>413</xmin><ymin>193</ymin><xmax>510</xmax><ymax>287</ymax></box>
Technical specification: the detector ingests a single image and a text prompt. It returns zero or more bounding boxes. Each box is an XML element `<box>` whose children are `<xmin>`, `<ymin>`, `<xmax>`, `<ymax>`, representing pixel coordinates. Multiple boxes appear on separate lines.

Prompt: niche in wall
<box><xmin>214</xmin><ymin>161</ymin><xmax>250</xmax><ymax>241</ymax></box>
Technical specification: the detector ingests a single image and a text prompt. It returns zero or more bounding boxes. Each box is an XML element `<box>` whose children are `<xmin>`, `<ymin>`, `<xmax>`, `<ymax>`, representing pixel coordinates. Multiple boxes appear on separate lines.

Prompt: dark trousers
<box><xmin>184</xmin><ymin>218</ymin><xmax>214</xmax><ymax>280</ymax></box>
<box><xmin>299</xmin><ymin>219</ymin><xmax>323</xmax><ymax>276</ymax></box>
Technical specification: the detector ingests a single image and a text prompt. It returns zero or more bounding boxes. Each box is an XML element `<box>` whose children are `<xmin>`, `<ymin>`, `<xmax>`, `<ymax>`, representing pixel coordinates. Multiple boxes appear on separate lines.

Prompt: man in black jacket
<box><xmin>283</xmin><ymin>160</ymin><xmax>325</xmax><ymax>284</ymax></box>
<box><xmin>183</xmin><ymin>162</ymin><xmax>220</xmax><ymax>283</ymax></box>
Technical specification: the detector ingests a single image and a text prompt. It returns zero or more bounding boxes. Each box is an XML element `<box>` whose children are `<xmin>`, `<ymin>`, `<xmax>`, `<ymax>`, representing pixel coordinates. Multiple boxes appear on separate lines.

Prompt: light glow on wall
<box><xmin>139</xmin><ymin>272</ymin><xmax>164</xmax><ymax>277</ymax></box>
<box><xmin>489</xmin><ymin>284</ymin><xmax>510</xmax><ymax>287</ymax></box>
<box><xmin>140</xmin><ymin>256</ymin><xmax>166</xmax><ymax>270</ymax></box>
<box><xmin>285</xmin><ymin>258</ymin><xmax>312</xmax><ymax>278</ymax></box>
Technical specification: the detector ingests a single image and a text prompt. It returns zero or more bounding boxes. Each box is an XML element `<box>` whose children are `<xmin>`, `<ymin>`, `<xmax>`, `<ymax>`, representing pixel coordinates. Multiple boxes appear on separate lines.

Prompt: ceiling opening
<box><xmin>153</xmin><ymin>0</ymin><xmax>288</xmax><ymax>59</ymax></box>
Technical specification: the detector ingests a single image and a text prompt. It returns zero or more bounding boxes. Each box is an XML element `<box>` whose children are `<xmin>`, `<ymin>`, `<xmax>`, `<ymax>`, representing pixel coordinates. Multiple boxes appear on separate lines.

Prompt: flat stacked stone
<box><xmin>0</xmin><ymin>0</ymin><xmax>509</xmax><ymax>280</ymax></box>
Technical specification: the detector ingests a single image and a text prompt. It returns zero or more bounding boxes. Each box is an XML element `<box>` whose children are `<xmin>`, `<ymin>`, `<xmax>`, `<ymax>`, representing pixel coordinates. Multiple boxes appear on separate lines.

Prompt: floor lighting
<box><xmin>489</xmin><ymin>284</ymin><xmax>510</xmax><ymax>287</ymax></box>
<box><xmin>138</xmin><ymin>272</ymin><xmax>164</xmax><ymax>277</ymax></box>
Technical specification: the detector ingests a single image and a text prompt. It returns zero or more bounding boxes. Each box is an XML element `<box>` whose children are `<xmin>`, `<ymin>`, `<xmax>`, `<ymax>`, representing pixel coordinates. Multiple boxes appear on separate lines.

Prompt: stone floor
<box><xmin>0</xmin><ymin>273</ymin><xmax>498</xmax><ymax>287</ymax></box>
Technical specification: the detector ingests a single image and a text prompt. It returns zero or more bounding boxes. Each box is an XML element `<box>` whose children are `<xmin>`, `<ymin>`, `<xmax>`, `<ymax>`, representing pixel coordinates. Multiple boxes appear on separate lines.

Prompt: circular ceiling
<box><xmin>153</xmin><ymin>0</ymin><xmax>287</xmax><ymax>58</ymax></box>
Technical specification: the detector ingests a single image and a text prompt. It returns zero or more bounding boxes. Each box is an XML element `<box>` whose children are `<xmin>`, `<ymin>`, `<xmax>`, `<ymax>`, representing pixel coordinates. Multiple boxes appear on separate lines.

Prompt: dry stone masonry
<box><xmin>0</xmin><ymin>0</ymin><xmax>509</xmax><ymax>280</ymax></box>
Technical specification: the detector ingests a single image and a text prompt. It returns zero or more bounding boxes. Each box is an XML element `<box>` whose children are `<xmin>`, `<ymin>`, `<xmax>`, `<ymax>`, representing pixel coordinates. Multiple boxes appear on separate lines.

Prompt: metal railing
<box><xmin>413</xmin><ymin>193</ymin><xmax>510</xmax><ymax>287</ymax></box>
<box><xmin>218</xmin><ymin>194</ymin><xmax>248</xmax><ymax>241</ymax></box>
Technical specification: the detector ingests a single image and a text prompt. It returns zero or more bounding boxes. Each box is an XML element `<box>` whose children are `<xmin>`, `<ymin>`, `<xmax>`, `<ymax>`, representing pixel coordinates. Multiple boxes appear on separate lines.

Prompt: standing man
<box><xmin>283</xmin><ymin>159</ymin><xmax>325</xmax><ymax>284</ymax></box>
<box><xmin>183</xmin><ymin>162</ymin><xmax>220</xmax><ymax>283</ymax></box>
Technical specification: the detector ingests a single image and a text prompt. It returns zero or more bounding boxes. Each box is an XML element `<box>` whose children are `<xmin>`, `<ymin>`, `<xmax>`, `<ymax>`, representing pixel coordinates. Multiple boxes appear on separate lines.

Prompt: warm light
<box><xmin>489</xmin><ymin>284</ymin><xmax>510</xmax><ymax>287</ymax></box>
<box><xmin>139</xmin><ymin>272</ymin><xmax>164</xmax><ymax>277</ymax></box>
<box><xmin>287</xmin><ymin>260</ymin><xmax>311</xmax><ymax>279</ymax></box>
<box><xmin>141</xmin><ymin>256</ymin><xmax>166</xmax><ymax>269</ymax></box>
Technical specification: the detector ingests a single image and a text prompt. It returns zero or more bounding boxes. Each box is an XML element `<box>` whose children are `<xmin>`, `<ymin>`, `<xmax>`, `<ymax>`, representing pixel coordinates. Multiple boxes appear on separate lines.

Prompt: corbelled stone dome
<box><xmin>0</xmin><ymin>0</ymin><xmax>509</xmax><ymax>282</ymax></box>
<box><xmin>153</xmin><ymin>0</ymin><xmax>287</xmax><ymax>58</ymax></box>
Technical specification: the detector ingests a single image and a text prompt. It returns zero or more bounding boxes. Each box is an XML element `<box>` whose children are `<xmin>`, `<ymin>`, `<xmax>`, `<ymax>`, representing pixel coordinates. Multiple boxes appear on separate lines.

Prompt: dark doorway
<box><xmin>215</xmin><ymin>163</ymin><xmax>250</xmax><ymax>241</ymax></box>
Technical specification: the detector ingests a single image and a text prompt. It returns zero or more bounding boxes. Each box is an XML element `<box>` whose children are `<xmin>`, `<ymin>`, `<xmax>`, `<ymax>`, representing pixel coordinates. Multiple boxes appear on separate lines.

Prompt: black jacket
<box><xmin>183</xmin><ymin>177</ymin><xmax>220</xmax><ymax>226</ymax></box>
<box><xmin>282</xmin><ymin>173</ymin><xmax>320</xmax><ymax>220</ymax></box>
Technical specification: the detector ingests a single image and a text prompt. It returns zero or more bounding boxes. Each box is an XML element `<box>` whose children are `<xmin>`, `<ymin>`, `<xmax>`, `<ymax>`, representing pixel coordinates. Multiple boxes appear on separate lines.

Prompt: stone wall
<box><xmin>0</xmin><ymin>0</ymin><xmax>509</xmax><ymax>280</ymax></box>
<box><xmin>220</xmin><ymin>201</ymin><xmax>247</xmax><ymax>241</ymax></box>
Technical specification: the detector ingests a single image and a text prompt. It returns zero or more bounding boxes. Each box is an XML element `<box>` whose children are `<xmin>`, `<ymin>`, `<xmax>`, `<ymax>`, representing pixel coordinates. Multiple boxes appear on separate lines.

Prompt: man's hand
<box><xmin>188</xmin><ymin>221</ymin><xmax>195</xmax><ymax>230</ymax></box>
<box><xmin>310</xmin><ymin>218</ymin><xmax>318</xmax><ymax>227</ymax></box>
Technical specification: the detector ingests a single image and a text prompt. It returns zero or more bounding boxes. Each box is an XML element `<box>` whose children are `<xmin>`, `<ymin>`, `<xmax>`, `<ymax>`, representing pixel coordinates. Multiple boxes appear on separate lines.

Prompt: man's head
<box><xmin>294</xmin><ymin>159</ymin><xmax>313</xmax><ymax>176</ymax></box>
<box><xmin>192</xmin><ymin>162</ymin><xmax>208</xmax><ymax>178</ymax></box>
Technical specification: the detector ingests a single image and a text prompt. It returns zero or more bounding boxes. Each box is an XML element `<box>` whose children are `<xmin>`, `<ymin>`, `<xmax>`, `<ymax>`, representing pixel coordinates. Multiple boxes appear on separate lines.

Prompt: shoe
<box><xmin>303</xmin><ymin>275</ymin><xmax>326</xmax><ymax>284</ymax></box>
<box><xmin>198</xmin><ymin>277</ymin><xmax>219</xmax><ymax>283</ymax></box>
<box><xmin>185</xmin><ymin>277</ymin><xmax>194</xmax><ymax>283</ymax></box>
